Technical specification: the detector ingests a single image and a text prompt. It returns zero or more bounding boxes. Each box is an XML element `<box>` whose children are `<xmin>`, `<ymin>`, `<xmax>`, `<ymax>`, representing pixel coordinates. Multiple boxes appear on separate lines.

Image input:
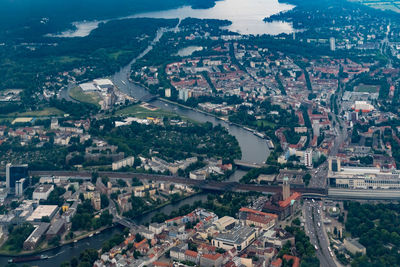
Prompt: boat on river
<box><xmin>8</xmin><ymin>254</ymin><xmax>48</xmax><ymax>263</ymax></box>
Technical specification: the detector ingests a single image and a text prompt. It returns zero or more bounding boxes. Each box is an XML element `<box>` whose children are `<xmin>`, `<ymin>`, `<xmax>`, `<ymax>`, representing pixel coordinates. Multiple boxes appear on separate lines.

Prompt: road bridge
<box><xmin>234</xmin><ymin>160</ymin><xmax>267</xmax><ymax>169</ymax></box>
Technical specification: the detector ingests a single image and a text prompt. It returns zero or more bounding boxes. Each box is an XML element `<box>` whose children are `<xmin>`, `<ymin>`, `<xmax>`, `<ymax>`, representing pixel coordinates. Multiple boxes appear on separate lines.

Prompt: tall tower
<box><xmin>282</xmin><ymin>176</ymin><xmax>290</xmax><ymax>200</ymax></box>
<box><xmin>330</xmin><ymin>37</ymin><xmax>336</xmax><ymax>51</ymax></box>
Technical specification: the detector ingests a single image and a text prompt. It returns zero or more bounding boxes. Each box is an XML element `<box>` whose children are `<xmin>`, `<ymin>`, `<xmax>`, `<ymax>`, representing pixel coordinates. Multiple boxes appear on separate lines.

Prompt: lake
<box><xmin>56</xmin><ymin>0</ymin><xmax>295</xmax><ymax>37</ymax></box>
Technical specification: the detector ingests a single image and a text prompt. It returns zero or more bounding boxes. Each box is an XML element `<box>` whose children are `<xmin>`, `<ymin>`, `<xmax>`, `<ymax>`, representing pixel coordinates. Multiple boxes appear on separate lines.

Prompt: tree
<box><xmin>135</xmin><ymin>233</ymin><xmax>144</xmax><ymax>242</ymax></box>
<box><xmin>100</xmin><ymin>194</ymin><xmax>109</xmax><ymax>209</ymax></box>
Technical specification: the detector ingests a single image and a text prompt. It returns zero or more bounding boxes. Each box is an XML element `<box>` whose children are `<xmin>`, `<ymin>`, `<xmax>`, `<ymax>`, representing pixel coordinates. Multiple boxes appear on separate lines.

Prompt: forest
<box><xmin>345</xmin><ymin>201</ymin><xmax>400</xmax><ymax>267</ymax></box>
<box><xmin>90</xmin><ymin>119</ymin><xmax>241</xmax><ymax>162</ymax></box>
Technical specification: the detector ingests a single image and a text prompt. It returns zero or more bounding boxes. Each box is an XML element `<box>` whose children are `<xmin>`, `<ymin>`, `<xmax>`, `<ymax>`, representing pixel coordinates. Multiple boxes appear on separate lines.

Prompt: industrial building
<box><xmin>23</xmin><ymin>223</ymin><xmax>50</xmax><ymax>250</ymax></box>
<box><xmin>27</xmin><ymin>205</ymin><xmax>58</xmax><ymax>222</ymax></box>
<box><xmin>46</xmin><ymin>219</ymin><xmax>66</xmax><ymax>240</ymax></box>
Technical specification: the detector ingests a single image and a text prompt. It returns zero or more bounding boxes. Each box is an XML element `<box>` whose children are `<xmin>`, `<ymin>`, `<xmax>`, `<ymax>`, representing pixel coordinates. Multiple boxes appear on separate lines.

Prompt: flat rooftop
<box><xmin>27</xmin><ymin>205</ymin><xmax>58</xmax><ymax>221</ymax></box>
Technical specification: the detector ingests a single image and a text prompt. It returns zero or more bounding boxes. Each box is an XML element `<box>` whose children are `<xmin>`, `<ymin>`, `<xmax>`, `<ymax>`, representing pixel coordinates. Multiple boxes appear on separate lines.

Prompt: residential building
<box><xmin>200</xmin><ymin>253</ymin><xmax>223</xmax><ymax>267</ymax></box>
<box><xmin>304</xmin><ymin>149</ymin><xmax>313</xmax><ymax>168</ymax></box>
<box><xmin>239</xmin><ymin>207</ymin><xmax>277</xmax><ymax>230</ymax></box>
<box><xmin>112</xmin><ymin>156</ymin><xmax>135</xmax><ymax>170</ymax></box>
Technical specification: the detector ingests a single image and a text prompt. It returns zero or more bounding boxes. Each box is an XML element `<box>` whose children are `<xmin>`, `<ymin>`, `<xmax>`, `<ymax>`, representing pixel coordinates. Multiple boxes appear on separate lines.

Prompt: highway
<box><xmin>304</xmin><ymin>200</ymin><xmax>337</xmax><ymax>267</ymax></box>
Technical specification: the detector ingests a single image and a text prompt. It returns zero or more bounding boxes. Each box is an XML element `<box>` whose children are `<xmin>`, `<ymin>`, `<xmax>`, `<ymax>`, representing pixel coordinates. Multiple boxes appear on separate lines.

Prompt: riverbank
<box><xmin>0</xmin><ymin>225</ymin><xmax>114</xmax><ymax>257</ymax></box>
<box><xmin>133</xmin><ymin>191</ymin><xmax>203</xmax><ymax>223</ymax></box>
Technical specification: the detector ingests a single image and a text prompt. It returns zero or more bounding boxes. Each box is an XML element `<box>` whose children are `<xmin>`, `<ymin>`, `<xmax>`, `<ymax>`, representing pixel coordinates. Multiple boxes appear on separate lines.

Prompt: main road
<box><xmin>304</xmin><ymin>200</ymin><xmax>337</xmax><ymax>267</ymax></box>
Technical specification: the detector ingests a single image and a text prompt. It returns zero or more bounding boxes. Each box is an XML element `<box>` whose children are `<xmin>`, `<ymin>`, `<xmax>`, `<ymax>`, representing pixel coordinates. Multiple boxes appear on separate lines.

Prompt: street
<box><xmin>304</xmin><ymin>200</ymin><xmax>337</xmax><ymax>267</ymax></box>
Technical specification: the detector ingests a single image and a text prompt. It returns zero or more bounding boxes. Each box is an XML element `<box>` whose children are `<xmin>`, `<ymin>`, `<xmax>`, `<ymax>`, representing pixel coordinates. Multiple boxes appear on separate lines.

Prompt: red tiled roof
<box><xmin>271</xmin><ymin>258</ymin><xmax>282</xmax><ymax>267</ymax></box>
<box><xmin>279</xmin><ymin>192</ymin><xmax>301</xmax><ymax>208</ymax></box>
<box><xmin>166</xmin><ymin>216</ymin><xmax>182</xmax><ymax>223</ymax></box>
<box><xmin>134</xmin><ymin>238</ymin><xmax>148</xmax><ymax>249</ymax></box>
<box><xmin>153</xmin><ymin>261</ymin><xmax>173</xmax><ymax>267</ymax></box>
<box><xmin>202</xmin><ymin>253</ymin><xmax>222</xmax><ymax>261</ymax></box>
<box><xmin>185</xmin><ymin>250</ymin><xmax>198</xmax><ymax>258</ymax></box>
<box><xmin>283</xmin><ymin>255</ymin><xmax>300</xmax><ymax>267</ymax></box>
<box><xmin>239</xmin><ymin>207</ymin><xmax>278</xmax><ymax>218</ymax></box>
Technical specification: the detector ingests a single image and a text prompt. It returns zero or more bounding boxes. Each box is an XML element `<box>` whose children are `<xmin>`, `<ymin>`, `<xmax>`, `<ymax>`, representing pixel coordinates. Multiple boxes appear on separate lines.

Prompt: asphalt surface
<box><xmin>304</xmin><ymin>200</ymin><xmax>337</xmax><ymax>267</ymax></box>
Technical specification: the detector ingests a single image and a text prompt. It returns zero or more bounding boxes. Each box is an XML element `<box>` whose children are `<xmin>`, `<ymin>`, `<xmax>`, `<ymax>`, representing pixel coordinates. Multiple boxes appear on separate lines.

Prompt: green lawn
<box><xmin>0</xmin><ymin>107</ymin><xmax>64</xmax><ymax>118</ymax></box>
<box><xmin>69</xmin><ymin>86</ymin><xmax>101</xmax><ymax>107</ymax></box>
<box><xmin>256</xmin><ymin>120</ymin><xmax>276</xmax><ymax>129</ymax></box>
<box><xmin>354</xmin><ymin>84</ymin><xmax>379</xmax><ymax>93</ymax></box>
<box><xmin>116</xmin><ymin>104</ymin><xmax>180</xmax><ymax>119</ymax></box>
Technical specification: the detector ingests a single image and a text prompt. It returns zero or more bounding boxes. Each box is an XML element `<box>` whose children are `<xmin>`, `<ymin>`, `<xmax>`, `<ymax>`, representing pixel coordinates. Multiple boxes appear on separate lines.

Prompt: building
<box><xmin>212</xmin><ymin>216</ymin><xmax>237</xmax><ymax>231</ymax></box>
<box><xmin>32</xmin><ymin>184</ymin><xmax>54</xmax><ymax>200</ymax></box>
<box><xmin>352</xmin><ymin>101</ymin><xmax>374</xmax><ymax>112</ymax></box>
<box><xmin>27</xmin><ymin>205</ymin><xmax>58</xmax><ymax>222</ymax></box>
<box><xmin>185</xmin><ymin>250</ymin><xmax>198</xmax><ymax>264</ymax></box>
<box><xmin>112</xmin><ymin>156</ymin><xmax>135</xmax><ymax>171</ymax></box>
<box><xmin>212</xmin><ymin>225</ymin><xmax>257</xmax><ymax>251</ymax></box>
<box><xmin>282</xmin><ymin>177</ymin><xmax>290</xmax><ymax>200</ymax></box>
<box><xmin>46</xmin><ymin>219</ymin><xmax>66</xmax><ymax>240</ymax></box>
<box><xmin>239</xmin><ymin>207</ymin><xmax>277</xmax><ymax>230</ymax></box>
<box><xmin>15</xmin><ymin>178</ymin><xmax>27</xmax><ymax>196</ymax></box>
<box><xmin>23</xmin><ymin>223</ymin><xmax>50</xmax><ymax>250</ymax></box>
<box><xmin>330</xmin><ymin>37</ymin><xmax>336</xmax><ymax>51</ymax></box>
<box><xmin>170</xmin><ymin>243</ymin><xmax>188</xmax><ymax>261</ymax></box>
<box><xmin>91</xmin><ymin>192</ymin><xmax>101</xmax><ymax>211</ymax></box>
<box><xmin>344</xmin><ymin>238</ymin><xmax>366</xmax><ymax>255</ymax></box>
<box><xmin>304</xmin><ymin>149</ymin><xmax>313</xmax><ymax>168</ymax></box>
<box><xmin>6</xmin><ymin>163</ymin><xmax>28</xmax><ymax>194</ymax></box>
<box><xmin>263</xmin><ymin>182</ymin><xmax>301</xmax><ymax>220</ymax></box>
<box><xmin>263</xmin><ymin>228</ymin><xmax>295</xmax><ymax>248</ymax></box>
<box><xmin>178</xmin><ymin>89</ymin><xmax>189</xmax><ymax>102</ymax></box>
<box><xmin>149</xmin><ymin>223</ymin><xmax>165</xmax><ymax>234</ymax></box>
<box><xmin>328</xmin><ymin>166</ymin><xmax>400</xmax><ymax>189</ymax></box>
<box><xmin>200</xmin><ymin>253</ymin><xmax>223</xmax><ymax>267</ymax></box>
<box><xmin>165</xmin><ymin>88</ymin><xmax>171</xmax><ymax>98</ymax></box>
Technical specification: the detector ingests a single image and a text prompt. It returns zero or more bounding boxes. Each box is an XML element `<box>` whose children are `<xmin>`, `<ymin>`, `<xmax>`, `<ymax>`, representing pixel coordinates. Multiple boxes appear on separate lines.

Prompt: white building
<box><xmin>27</xmin><ymin>205</ymin><xmax>58</xmax><ymax>222</ymax></box>
<box><xmin>165</xmin><ymin>88</ymin><xmax>171</xmax><ymax>98</ymax></box>
<box><xmin>15</xmin><ymin>178</ymin><xmax>26</xmax><ymax>196</ymax></box>
<box><xmin>352</xmin><ymin>101</ymin><xmax>374</xmax><ymax>112</ymax></box>
<box><xmin>304</xmin><ymin>149</ymin><xmax>313</xmax><ymax>168</ymax></box>
<box><xmin>33</xmin><ymin>184</ymin><xmax>54</xmax><ymax>201</ymax></box>
<box><xmin>112</xmin><ymin>156</ymin><xmax>135</xmax><ymax>171</ymax></box>
<box><xmin>330</xmin><ymin>37</ymin><xmax>336</xmax><ymax>51</ymax></box>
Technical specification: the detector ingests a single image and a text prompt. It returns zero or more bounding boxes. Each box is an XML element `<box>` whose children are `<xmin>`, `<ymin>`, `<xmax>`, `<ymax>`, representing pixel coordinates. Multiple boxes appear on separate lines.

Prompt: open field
<box><xmin>69</xmin><ymin>86</ymin><xmax>101</xmax><ymax>107</ymax></box>
<box><xmin>0</xmin><ymin>107</ymin><xmax>64</xmax><ymax>119</ymax></box>
<box><xmin>350</xmin><ymin>0</ymin><xmax>400</xmax><ymax>13</ymax></box>
<box><xmin>116</xmin><ymin>104</ymin><xmax>180</xmax><ymax>119</ymax></box>
<box><xmin>354</xmin><ymin>84</ymin><xmax>380</xmax><ymax>93</ymax></box>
